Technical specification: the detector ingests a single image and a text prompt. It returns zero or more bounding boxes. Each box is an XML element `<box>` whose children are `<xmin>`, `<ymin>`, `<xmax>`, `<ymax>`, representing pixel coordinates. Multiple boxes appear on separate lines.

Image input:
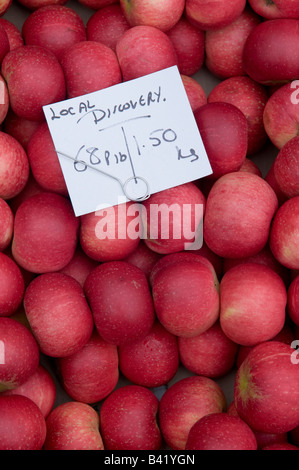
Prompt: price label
<box><xmin>43</xmin><ymin>66</ymin><xmax>212</xmax><ymax>217</ymax></box>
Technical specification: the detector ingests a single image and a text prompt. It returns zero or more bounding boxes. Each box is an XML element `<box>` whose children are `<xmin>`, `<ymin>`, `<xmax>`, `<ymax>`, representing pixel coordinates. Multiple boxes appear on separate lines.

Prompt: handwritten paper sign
<box><xmin>43</xmin><ymin>66</ymin><xmax>212</xmax><ymax>217</ymax></box>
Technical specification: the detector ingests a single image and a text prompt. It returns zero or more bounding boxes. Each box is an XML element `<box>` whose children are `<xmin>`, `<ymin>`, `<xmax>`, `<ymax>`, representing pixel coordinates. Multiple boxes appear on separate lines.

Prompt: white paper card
<box><xmin>43</xmin><ymin>66</ymin><xmax>212</xmax><ymax>217</ymax></box>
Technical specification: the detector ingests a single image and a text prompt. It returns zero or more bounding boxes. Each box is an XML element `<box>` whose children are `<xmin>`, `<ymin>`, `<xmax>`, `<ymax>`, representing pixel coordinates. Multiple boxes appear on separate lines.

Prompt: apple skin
<box><xmin>23</xmin><ymin>272</ymin><xmax>94</xmax><ymax>358</ymax></box>
<box><xmin>269</xmin><ymin>196</ymin><xmax>299</xmax><ymax>270</ymax></box>
<box><xmin>243</xmin><ymin>19</ymin><xmax>299</xmax><ymax>85</ymax></box>
<box><xmin>220</xmin><ymin>263</ymin><xmax>287</xmax><ymax>347</ymax></box>
<box><xmin>203</xmin><ymin>172</ymin><xmax>279</xmax><ymax>259</ymax></box>
<box><xmin>248</xmin><ymin>0</ymin><xmax>299</xmax><ymax>19</ymax></box>
<box><xmin>165</xmin><ymin>17</ymin><xmax>205</xmax><ymax>76</ymax></box>
<box><xmin>1</xmin><ymin>364</ymin><xmax>56</xmax><ymax>418</ymax></box>
<box><xmin>0</xmin><ymin>317</ymin><xmax>40</xmax><ymax>392</ymax></box>
<box><xmin>3</xmin><ymin>109</ymin><xmax>41</xmax><ymax>150</ymax></box>
<box><xmin>0</xmin><ymin>131</ymin><xmax>30</xmax><ymax>201</ymax></box>
<box><xmin>12</xmin><ymin>192</ymin><xmax>79</xmax><ymax>274</ymax></box>
<box><xmin>180</xmin><ymin>74</ymin><xmax>207</xmax><ymax>113</ymax></box>
<box><xmin>265</xmin><ymin>160</ymin><xmax>289</xmax><ymax>207</ymax></box>
<box><xmin>118</xmin><ymin>320</ymin><xmax>179</xmax><ymax>388</ymax></box>
<box><xmin>159</xmin><ymin>375</ymin><xmax>227</xmax><ymax>450</ymax></box>
<box><xmin>100</xmin><ymin>384</ymin><xmax>162</xmax><ymax>450</ymax></box>
<box><xmin>178</xmin><ymin>321</ymin><xmax>239</xmax><ymax>378</ymax></box>
<box><xmin>77</xmin><ymin>0</ymin><xmax>117</xmax><ymax>10</ymax></box>
<box><xmin>44</xmin><ymin>401</ymin><xmax>104</xmax><ymax>450</ymax></box>
<box><xmin>123</xmin><ymin>240</ymin><xmax>162</xmax><ymax>281</ymax></box>
<box><xmin>26</xmin><ymin>122</ymin><xmax>68</xmax><ymax>196</ymax></box>
<box><xmin>22</xmin><ymin>5</ymin><xmax>87</xmax><ymax>62</ymax></box>
<box><xmin>80</xmin><ymin>202</ymin><xmax>141</xmax><ymax>263</ymax></box>
<box><xmin>59</xmin><ymin>245</ymin><xmax>99</xmax><ymax>287</ymax></box>
<box><xmin>0</xmin><ymin>74</ymin><xmax>9</xmax><ymax>125</ymax></box>
<box><xmin>84</xmin><ymin>261</ymin><xmax>155</xmax><ymax>346</ymax></box>
<box><xmin>194</xmin><ymin>102</ymin><xmax>248</xmax><ymax>179</ymax></box>
<box><xmin>142</xmin><ymin>182</ymin><xmax>206</xmax><ymax>255</ymax></box>
<box><xmin>60</xmin><ymin>40</ymin><xmax>122</xmax><ymax>99</ymax></box>
<box><xmin>120</xmin><ymin>0</ymin><xmax>185</xmax><ymax>32</ymax></box>
<box><xmin>0</xmin><ymin>198</ymin><xmax>13</xmax><ymax>252</ymax></box>
<box><xmin>263</xmin><ymin>82</ymin><xmax>299</xmax><ymax>150</ymax></box>
<box><xmin>273</xmin><ymin>136</ymin><xmax>299</xmax><ymax>198</ymax></box>
<box><xmin>185</xmin><ymin>413</ymin><xmax>257</xmax><ymax>450</ymax></box>
<box><xmin>208</xmin><ymin>76</ymin><xmax>268</xmax><ymax>156</ymax></box>
<box><xmin>0</xmin><ymin>17</ymin><xmax>24</xmax><ymax>51</ymax></box>
<box><xmin>1</xmin><ymin>45</ymin><xmax>66</xmax><ymax>121</ymax></box>
<box><xmin>205</xmin><ymin>6</ymin><xmax>261</xmax><ymax>79</ymax></box>
<box><xmin>185</xmin><ymin>0</ymin><xmax>246</xmax><ymax>31</ymax></box>
<box><xmin>262</xmin><ymin>443</ymin><xmax>299</xmax><ymax>450</ymax></box>
<box><xmin>86</xmin><ymin>3</ymin><xmax>130</xmax><ymax>52</ymax></box>
<box><xmin>116</xmin><ymin>25</ymin><xmax>178</xmax><ymax>81</ymax></box>
<box><xmin>0</xmin><ymin>395</ymin><xmax>47</xmax><ymax>450</ymax></box>
<box><xmin>287</xmin><ymin>275</ymin><xmax>299</xmax><ymax>326</ymax></box>
<box><xmin>0</xmin><ymin>252</ymin><xmax>25</xmax><ymax>318</ymax></box>
<box><xmin>152</xmin><ymin>254</ymin><xmax>220</xmax><ymax>338</ymax></box>
<box><xmin>0</xmin><ymin>0</ymin><xmax>12</xmax><ymax>16</ymax></box>
<box><xmin>239</xmin><ymin>158</ymin><xmax>262</xmax><ymax>177</ymax></box>
<box><xmin>57</xmin><ymin>330</ymin><xmax>119</xmax><ymax>404</ymax></box>
<box><xmin>16</xmin><ymin>0</ymin><xmax>68</xmax><ymax>10</ymax></box>
<box><xmin>234</xmin><ymin>341</ymin><xmax>299</xmax><ymax>434</ymax></box>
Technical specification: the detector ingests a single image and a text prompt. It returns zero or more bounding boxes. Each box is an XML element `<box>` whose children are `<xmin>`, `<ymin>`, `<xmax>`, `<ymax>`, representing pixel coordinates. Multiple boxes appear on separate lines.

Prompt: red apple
<box><xmin>194</xmin><ymin>102</ymin><xmax>248</xmax><ymax>179</ymax></box>
<box><xmin>273</xmin><ymin>136</ymin><xmax>299</xmax><ymax>198</ymax></box>
<box><xmin>100</xmin><ymin>384</ymin><xmax>162</xmax><ymax>450</ymax></box>
<box><xmin>205</xmin><ymin>7</ymin><xmax>261</xmax><ymax>79</ymax></box>
<box><xmin>288</xmin><ymin>275</ymin><xmax>299</xmax><ymax>326</ymax></box>
<box><xmin>118</xmin><ymin>320</ymin><xmax>179</xmax><ymax>388</ymax></box>
<box><xmin>265</xmin><ymin>158</ymin><xmax>289</xmax><ymax>206</ymax></box>
<box><xmin>203</xmin><ymin>172</ymin><xmax>279</xmax><ymax>259</ymax></box>
<box><xmin>123</xmin><ymin>240</ymin><xmax>162</xmax><ymax>281</ymax></box>
<box><xmin>0</xmin><ymin>131</ymin><xmax>30</xmax><ymax>200</ymax></box>
<box><xmin>77</xmin><ymin>0</ymin><xmax>117</xmax><ymax>9</ymax></box>
<box><xmin>0</xmin><ymin>198</ymin><xmax>13</xmax><ymax>251</ymax></box>
<box><xmin>86</xmin><ymin>3</ymin><xmax>130</xmax><ymax>52</ymax></box>
<box><xmin>60</xmin><ymin>40</ymin><xmax>122</xmax><ymax>99</ymax></box>
<box><xmin>0</xmin><ymin>317</ymin><xmax>39</xmax><ymax>392</ymax></box>
<box><xmin>43</xmin><ymin>401</ymin><xmax>104</xmax><ymax>450</ymax></box>
<box><xmin>269</xmin><ymin>196</ymin><xmax>299</xmax><ymax>270</ymax></box>
<box><xmin>1</xmin><ymin>364</ymin><xmax>56</xmax><ymax>418</ymax></box>
<box><xmin>151</xmin><ymin>254</ymin><xmax>220</xmax><ymax>338</ymax></box>
<box><xmin>159</xmin><ymin>375</ymin><xmax>227</xmax><ymax>450</ymax></box>
<box><xmin>185</xmin><ymin>0</ymin><xmax>247</xmax><ymax>31</ymax></box>
<box><xmin>263</xmin><ymin>82</ymin><xmax>299</xmax><ymax>150</ymax></box>
<box><xmin>119</xmin><ymin>0</ymin><xmax>185</xmax><ymax>32</ymax></box>
<box><xmin>188</xmin><ymin>240</ymin><xmax>223</xmax><ymax>280</ymax></box>
<box><xmin>80</xmin><ymin>202</ymin><xmax>141</xmax><ymax>262</ymax></box>
<box><xmin>22</xmin><ymin>5</ymin><xmax>87</xmax><ymax>62</ymax></box>
<box><xmin>1</xmin><ymin>44</ymin><xmax>66</xmax><ymax>121</ymax></box>
<box><xmin>0</xmin><ymin>22</ymin><xmax>9</xmax><ymax>64</ymax></box>
<box><xmin>16</xmin><ymin>0</ymin><xmax>67</xmax><ymax>9</ymax></box>
<box><xmin>234</xmin><ymin>341</ymin><xmax>299</xmax><ymax>433</ymax></box>
<box><xmin>220</xmin><ymin>263</ymin><xmax>287</xmax><ymax>346</ymax></box>
<box><xmin>23</xmin><ymin>272</ymin><xmax>94</xmax><ymax>358</ymax></box>
<box><xmin>0</xmin><ymin>252</ymin><xmax>25</xmax><ymax>317</ymax></box>
<box><xmin>3</xmin><ymin>109</ymin><xmax>41</xmax><ymax>150</ymax></box>
<box><xmin>178</xmin><ymin>321</ymin><xmax>239</xmax><ymax>378</ymax></box>
<box><xmin>185</xmin><ymin>413</ymin><xmax>257</xmax><ymax>450</ymax></box>
<box><xmin>254</xmin><ymin>431</ymin><xmax>289</xmax><ymax>450</ymax></box>
<box><xmin>243</xmin><ymin>19</ymin><xmax>299</xmax><ymax>85</ymax></box>
<box><xmin>12</xmin><ymin>192</ymin><xmax>79</xmax><ymax>273</ymax></box>
<box><xmin>166</xmin><ymin>17</ymin><xmax>205</xmax><ymax>76</ymax></box>
<box><xmin>0</xmin><ymin>395</ymin><xmax>46</xmax><ymax>450</ymax></box>
<box><xmin>222</xmin><ymin>244</ymin><xmax>290</xmax><ymax>287</ymax></box>
<box><xmin>0</xmin><ymin>0</ymin><xmax>12</xmax><ymax>16</ymax></box>
<box><xmin>208</xmin><ymin>76</ymin><xmax>268</xmax><ymax>155</ymax></box>
<box><xmin>0</xmin><ymin>17</ymin><xmax>24</xmax><ymax>50</ymax></box>
<box><xmin>7</xmin><ymin>173</ymin><xmax>45</xmax><ymax>215</ymax></box>
<box><xmin>59</xmin><ymin>245</ymin><xmax>99</xmax><ymax>287</ymax></box>
<box><xmin>0</xmin><ymin>74</ymin><xmax>9</xmax><ymax>125</ymax></box>
<box><xmin>142</xmin><ymin>182</ymin><xmax>206</xmax><ymax>255</ymax></box>
<box><xmin>180</xmin><ymin>74</ymin><xmax>207</xmax><ymax>113</ymax></box>
<box><xmin>115</xmin><ymin>25</ymin><xmax>178</xmax><ymax>81</ymax></box>
<box><xmin>26</xmin><ymin>122</ymin><xmax>68</xmax><ymax>196</ymax></box>
<box><xmin>238</xmin><ymin>158</ymin><xmax>262</xmax><ymax>177</ymax></box>
<box><xmin>57</xmin><ymin>330</ymin><xmax>119</xmax><ymax>404</ymax></box>
<box><xmin>262</xmin><ymin>443</ymin><xmax>299</xmax><ymax>450</ymax></box>
<box><xmin>248</xmin><ymin>0</ymin><xmax>299</xmax><ymax>19</ymax></box>
<box><xmin>84</xmin><ymin>261</ymin><xmax>155</xmax><ymax>345</ymax></box>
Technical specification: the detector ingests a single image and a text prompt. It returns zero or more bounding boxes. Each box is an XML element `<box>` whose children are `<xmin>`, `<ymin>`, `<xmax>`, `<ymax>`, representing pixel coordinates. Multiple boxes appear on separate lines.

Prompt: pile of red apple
<box><xmin>0</xmin><ymin>0</ymin><xmax>299</xmax><ymax>451</ymax></box>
